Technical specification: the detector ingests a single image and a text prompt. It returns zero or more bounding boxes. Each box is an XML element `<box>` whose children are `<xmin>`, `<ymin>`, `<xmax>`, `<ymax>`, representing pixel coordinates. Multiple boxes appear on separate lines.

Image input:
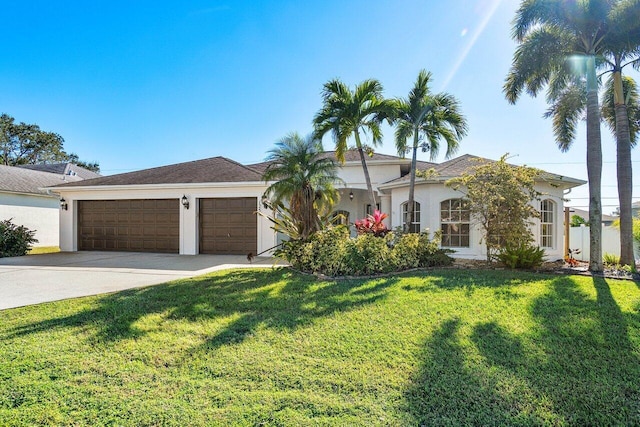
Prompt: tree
<box><xmin>503</xmin><ymin>0</ymin><xmax>633</xmax><ymax>272</ymax></box>
<box><xmin>0</xmin><ymin>114</ymin><xmax>65</xmax><ymax>165</ymax></box>
<box><xmin>570</xmin><ymin>215</ymin><xmax>589</xmax><ymax>227</ymax></box>
<box><xmin>313</xmin><ymin>78</ymin><xmax>392</xmax><ymax>207</ymax></box>
<box><xmin>603</xmin><ymin>73</ymin><xmax>640</xmax><ymax>266</ymax></box>
<box><xmin>66</xmin><ymin>153</ymin><xmax>100</xmax><ymax>173</ymax></box>
<box><xmin>541</xmin><ymin>73</ymin><xmax>639</xmax><ymax>267</ymax></box>
<box><xmin>392</xmin><ymin>70</ymin><xmax>468</xmax><ymax>232</ymax></box>
<box><xmin>261</xmin><ymin>133</ymin><xmax>341</xmax><ymax>240</ymax></box>
<box><xmin>0</xmin><ymin>113</ymin><xmax>99</xmax><ymax>171</ymax></box>
<box><xmin>447</xmin><ymin>155</ymin><xmax>541</xmax><ymax>263</ymax></box>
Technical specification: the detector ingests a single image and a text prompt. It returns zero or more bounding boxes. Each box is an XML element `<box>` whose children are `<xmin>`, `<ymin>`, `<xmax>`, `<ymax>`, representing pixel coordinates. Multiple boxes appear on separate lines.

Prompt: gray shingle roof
<box><xmin>0</xmin><ymin>165</ymin><xmax>84</xmax><ymax>196</ymax></box>
<box><xmin>248</xmin><ymin>150</ymin><xmax>421</xmax><ymax>176</ymax></box>
<box><xmin>381</xmin><ymin>154</ymin><xmax>585</xmax><ymax>186</ymax></box>
<box><xmin>19</xmin><ymin>163</ymin><xmax>101</xmax><ymax>180</ymax></box>
<box><xmin>54</xmin><ymin>156</ymin><xmax>264</xmax><ymax>188</ymax></box>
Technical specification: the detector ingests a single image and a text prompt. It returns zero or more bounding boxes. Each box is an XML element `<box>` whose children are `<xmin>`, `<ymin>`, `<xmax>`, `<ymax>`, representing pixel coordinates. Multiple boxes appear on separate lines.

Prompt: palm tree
<box><xmin>512</xmin><ymin>0</ymin><xmax>640</xmax><ymax>268</ymax></box>
<box><xmin>503</xmin><ymin>0</ymin><xmax>623</xmax><ymax>272</ymax></box>
<box><xmin>261</xmin><ymin>133</ymin><xmax>341</xmax><ymax>240</ymax></box>
<box><xmin>393</xmin><ymin>70</ymin><xmax>468</xmax><ymax>232</ymax></box>
<box><xmin>313</xmin><ymin>78</ymin><xmax>392</xmax><ymax>207</ymax></box>
<box><xmin>601</xmin><ymin>9</ymin><xmax>640</xmax><ymax>265</ymax></box>
<box><xmin>603</xmin><ymin>73</ymin><xmax>640</xmax><ymax>265</ymax></box>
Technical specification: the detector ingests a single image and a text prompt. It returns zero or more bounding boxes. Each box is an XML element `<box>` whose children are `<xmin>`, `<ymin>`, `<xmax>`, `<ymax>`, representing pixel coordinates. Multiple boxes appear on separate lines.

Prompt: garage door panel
<box><xmin>199</xmin><ymin>197</ymin><xmax>257</xmax><ymax>255</ymax></box>
<box><xmin>78</xmin><ymin>199</ymin><xmax>179</xmax><ymax>253</ymax></box>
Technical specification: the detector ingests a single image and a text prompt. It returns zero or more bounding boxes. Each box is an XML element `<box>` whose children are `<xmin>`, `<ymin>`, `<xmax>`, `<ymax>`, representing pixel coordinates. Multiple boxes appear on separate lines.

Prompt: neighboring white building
<box><xmin>50</xmin><ymin>152</ymin><xmax>585</xmax><ymax>260</ymax></box>
<box><xmin>0</xmin><ymin>164</ymin><xmax>99</xmax><ymax>247</ymax></box>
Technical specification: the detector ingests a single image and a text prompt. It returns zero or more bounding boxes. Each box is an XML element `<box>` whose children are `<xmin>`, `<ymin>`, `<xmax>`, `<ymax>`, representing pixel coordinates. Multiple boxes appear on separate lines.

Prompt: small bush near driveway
<box><xmin>0</xmin><ymin>219</ymin><xmax>38</xmax><ymax>258</ymax></box>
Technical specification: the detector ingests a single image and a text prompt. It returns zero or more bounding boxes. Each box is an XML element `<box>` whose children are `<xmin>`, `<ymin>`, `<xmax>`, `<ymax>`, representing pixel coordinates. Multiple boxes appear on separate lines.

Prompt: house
<box><xmin>0</xmin><ymin>163</ymin><xmax>99</xmax><ymax>247</ymax></box>
<box><xmin>50</xmin><ymin>152</ymin><xmax>585</xmax><ymax>260</ymax></box>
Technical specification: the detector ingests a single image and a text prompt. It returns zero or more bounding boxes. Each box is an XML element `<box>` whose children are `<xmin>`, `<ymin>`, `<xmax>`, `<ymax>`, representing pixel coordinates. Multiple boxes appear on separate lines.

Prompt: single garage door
<box><xmin>199</xmin><ymin>197</ymin><xmax>257</xmax><ymax>255</ymax></box>
<box><xmin>78</xmin><ymin>199</ymin><xmax>180</xmax><ymax>253</ymax></box>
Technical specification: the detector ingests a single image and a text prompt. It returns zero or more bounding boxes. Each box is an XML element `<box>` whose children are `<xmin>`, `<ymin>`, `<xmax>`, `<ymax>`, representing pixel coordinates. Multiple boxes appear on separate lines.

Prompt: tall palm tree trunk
<box><xmin>354</xmin><ymin>130</ymin><xmax>377</xmax><ymax>208</ymax></box>
<box><xmin>405</xmin><ymin>131</ymin><xmax>419</xmax><ymax>232</ymax></box>
<box><xmin>586</xmin><ymin>55</ymin><xmax>604</xmax><ymax>272</ymax></box>
<box><xmin>612</xmin><ymin>69</ymin><xmax>635</xmax><ymax>266</ymax></box>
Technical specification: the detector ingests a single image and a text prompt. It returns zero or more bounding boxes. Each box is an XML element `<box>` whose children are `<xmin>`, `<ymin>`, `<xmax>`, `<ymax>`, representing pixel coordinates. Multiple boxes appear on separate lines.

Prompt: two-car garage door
<box><xmin>77</xmin><ymin>198</ymin><xmax>257</xmax><ymax>255</ymax></box>
<box><xmin>78</xmin><ymin>199</ymin><xmax>180</xmax><ymax>253</ymax></box>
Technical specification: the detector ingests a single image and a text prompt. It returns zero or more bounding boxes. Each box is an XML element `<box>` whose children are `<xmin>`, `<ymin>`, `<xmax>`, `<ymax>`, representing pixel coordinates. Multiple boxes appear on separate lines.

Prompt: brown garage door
<box><xmin>78</xmin><ymin>199</ymin><xmax>179</xmax><ymax>253</ymax></box>
<box><xmin>199</xmin><ymin>197</ymin><xmax>257</xmax><ymax>255</ymax></box>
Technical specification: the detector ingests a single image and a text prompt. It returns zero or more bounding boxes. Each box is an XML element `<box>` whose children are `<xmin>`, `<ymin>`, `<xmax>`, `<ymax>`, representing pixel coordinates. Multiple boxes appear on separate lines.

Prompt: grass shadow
<box><xmin>404</xmin><ymin>319</ymin><xmax>533</xmax><ymax>425</ymax></box>
<box><xmin>405</xmin><ymin>273</ymin><xmax>640</xmax><ymax>425</ymax></box>
<box><xmin>3</xmin><ymin>269</ymin><xmax>399</xmax><ymax>351</ymax></box>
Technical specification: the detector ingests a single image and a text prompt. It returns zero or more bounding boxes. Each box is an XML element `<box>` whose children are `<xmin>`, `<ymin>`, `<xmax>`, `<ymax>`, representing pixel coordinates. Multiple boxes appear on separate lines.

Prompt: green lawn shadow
<box><xmin>405</xmin><ymin>274</ymin><xmax>640</xmax><ymax>425</ymax></box>
<box><xmin>3</xmin><ymin>268</ymin><xmax>399</xmax><ymax>351</ymax></box>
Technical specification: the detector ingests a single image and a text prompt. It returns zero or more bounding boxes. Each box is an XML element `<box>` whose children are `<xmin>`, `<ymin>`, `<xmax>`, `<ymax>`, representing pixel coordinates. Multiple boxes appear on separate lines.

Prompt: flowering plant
<box><xmin>355</xmin><ymin>210</ymin><xmax>389</xmax><ymax>237</ymax></box>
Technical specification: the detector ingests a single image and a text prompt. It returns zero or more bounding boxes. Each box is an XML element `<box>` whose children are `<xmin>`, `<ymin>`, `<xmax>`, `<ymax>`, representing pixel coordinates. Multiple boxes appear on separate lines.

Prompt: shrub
<box><xmin>276</xmin><ymin>228</ymin><xmax>453</xmax><ymax>276</ymax></box>
<box><xmin>354</xmin><ymin>210</ymin><xmax>389</xmax><ymax>237</ymax></box>
<box><xmin>495</xmin><ymin>243</ymin><xmax>545</xmax><ymax>269</ymax></box>
<box><xmin>603</xmin><ymin>253</ymin><xmax>621</xmax><ymax>268</ymax></box>
<box><xmin>0</xmin><ymin>219</ymin><xmax>38</xmax><ymax>258</ymax></box>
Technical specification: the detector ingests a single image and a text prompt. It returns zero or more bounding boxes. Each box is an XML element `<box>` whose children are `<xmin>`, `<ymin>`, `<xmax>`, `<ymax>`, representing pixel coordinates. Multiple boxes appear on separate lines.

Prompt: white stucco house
<box><xmin>0</xmin><ymin>163</ymin><xmax>100</xmax><ymax>247</ymax></box>
<box><xmin>50</xmin><ymin>151</ymin><xmax>585</xmax><ymax>260</ymax></box>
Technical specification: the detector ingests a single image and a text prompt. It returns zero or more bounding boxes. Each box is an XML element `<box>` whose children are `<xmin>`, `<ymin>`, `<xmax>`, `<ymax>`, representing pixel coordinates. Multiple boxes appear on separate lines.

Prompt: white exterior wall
<box><xmin>337</xmin><ymin>163</ymin><xmax>402</xmax><ymax>191</ymax></box>
<box><xmin>52</xmin><ymin>157</ymin><xmax>578</xmax><ymax>260</ymax></box>
<box><xmin>0</xmin><ymin>192</ymin><xmax>60</xmax><ymax>247</ymax></box>
<box><xmin>56</xmin><ymin>183</ymin><xmax>276</xmax><ymax>255</ymax></box>
<box><xmin>387</xmin><ymin>181</ymin><xmax>568</xmax><ymax>260</ymax></box>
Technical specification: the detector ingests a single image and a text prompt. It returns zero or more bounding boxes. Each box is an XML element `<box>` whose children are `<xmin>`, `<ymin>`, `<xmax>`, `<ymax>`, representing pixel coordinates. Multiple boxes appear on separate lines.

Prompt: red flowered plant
<box><xmin>355</xmin><ymin>210</ymin><xmax>389</xmax><ymax>237</ymax></box>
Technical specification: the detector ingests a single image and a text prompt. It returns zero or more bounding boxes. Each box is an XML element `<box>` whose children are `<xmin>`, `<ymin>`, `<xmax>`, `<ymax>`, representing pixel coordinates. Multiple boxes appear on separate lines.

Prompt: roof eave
<box><xmin>47</xmin><ymin>181</ymin><xmax>269</xmax><ymax>193</ymax></box>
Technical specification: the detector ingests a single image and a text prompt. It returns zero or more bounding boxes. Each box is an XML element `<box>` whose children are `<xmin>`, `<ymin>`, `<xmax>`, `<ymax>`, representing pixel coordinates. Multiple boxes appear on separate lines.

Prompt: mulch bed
<box><xmin>452</xmin><ymin>258</ymin><xmax>640</xmax><ymax>282</ymax></box>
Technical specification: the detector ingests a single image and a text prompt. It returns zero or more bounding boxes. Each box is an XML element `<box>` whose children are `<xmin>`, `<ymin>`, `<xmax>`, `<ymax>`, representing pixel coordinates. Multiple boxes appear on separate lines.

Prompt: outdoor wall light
<box><xmin>181</xmin><ymin>195</ymin><xmax>190</xmax><ymax>209</ymax></box>
<box><xmin>60</xmin><ymin>198</ymin><xmax>68</xmax><ymax>211</ymax></box>
<box><xmin>349</xmin><ymin>191</ymin><xmax>354</xmax><ymax>201</ymax></box>
<box><xmin>261</xmin><ymin>194</ymin><xmax>270</xmax><ymax>209</ymax></box>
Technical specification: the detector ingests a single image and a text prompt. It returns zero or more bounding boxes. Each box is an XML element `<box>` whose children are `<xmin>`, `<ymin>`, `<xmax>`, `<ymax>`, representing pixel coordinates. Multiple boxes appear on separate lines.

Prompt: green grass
<box><xmin>1</xmin><ymin>269</ymin><xmax>640</xmax><ymax>426</ymax></box>
<box><xmin>27</xmin><ymin>246</ymin><xmax>60</xmax><ymax>255</ymax></box>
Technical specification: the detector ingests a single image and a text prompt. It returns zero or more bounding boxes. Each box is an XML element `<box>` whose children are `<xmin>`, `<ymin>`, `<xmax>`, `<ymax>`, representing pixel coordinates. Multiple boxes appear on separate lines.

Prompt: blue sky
<box><xmin>1</xmin><ymin>0</ymin><xmax>637</xmax><ymax>213</ymax></box>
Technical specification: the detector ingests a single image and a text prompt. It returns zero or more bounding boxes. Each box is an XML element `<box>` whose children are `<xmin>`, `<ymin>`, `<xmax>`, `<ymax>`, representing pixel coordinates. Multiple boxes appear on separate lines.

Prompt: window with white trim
<box><xmin>441</xmin><ymin>199</ymin><xmax>470</xmax><ymax>247</ymax></box>
<box><xmin>332</xmin><ymin>210</ymin><xmax>350</xmax><ymax>225</ymax></box>
<box><xmin>365</xmin><ymin>203</ymin><xmax>380</xmax><ymax>215</ymax></box>
<box><xmin>540</xmin><ymin>199</ymin><xmax>554</xmax><ymax>248</ymax></box>
<box><xmin>401</xmin><ymin>201</ymin><xmax>421</xmax><ymax>233</ymax></box>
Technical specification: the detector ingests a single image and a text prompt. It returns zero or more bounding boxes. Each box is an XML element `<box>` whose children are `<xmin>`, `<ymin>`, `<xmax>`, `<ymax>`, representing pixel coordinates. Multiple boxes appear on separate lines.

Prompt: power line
<box><xmin>524</xmin><ymin>160</ymin><xmax>640</xmax><ymax>165</ymax></box>
<box><xmin>567</xmin><ymin>197</ymin><xmax>640</xmax><ymax>200</ymax></box>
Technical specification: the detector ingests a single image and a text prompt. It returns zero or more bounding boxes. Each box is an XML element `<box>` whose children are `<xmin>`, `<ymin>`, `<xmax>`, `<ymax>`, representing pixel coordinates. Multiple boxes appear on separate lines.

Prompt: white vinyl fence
<box><xmin>568</xmin><ymin>226</ymin><xmax>621</xmax><ymax>261</ymax></box>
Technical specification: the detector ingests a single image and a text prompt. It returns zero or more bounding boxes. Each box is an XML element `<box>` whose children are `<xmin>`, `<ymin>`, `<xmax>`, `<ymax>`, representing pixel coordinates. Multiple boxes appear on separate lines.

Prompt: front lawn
<box><xmin>1</xmin><ymin>269</ymin><xmax>639</xmax><ymax>425</ymax></box>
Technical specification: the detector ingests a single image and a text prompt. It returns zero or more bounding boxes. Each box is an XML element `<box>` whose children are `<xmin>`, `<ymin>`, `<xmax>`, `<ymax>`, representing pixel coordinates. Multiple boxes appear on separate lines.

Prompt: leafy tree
<box><xmin>261</xmin><ymin>133</ymin><xmax>341</xmax><ymax>240</ymax></box>
<box><xmin>392</xmin><ymin>70</ymin><xmax>468</xmax><ymax>232</ymax></box>
<box><xmin>502</xmin><ymin>0</ymin><xmax>635</xmax><ymax>272</ymax></box>
<box><xmin>66</xmin><ymin>153</ymin><xmax>100</xmax><ymax>173</ymax></box>
<box><xmin>447</xmin><ymin>155</ymin><xmax>541</xmax><ymax>263</ymax></box>
<box><xmin>313</xmin><ymin>78</ymin><xmax>392</xmax><ymax>207</ymax></box>
<box><xmin>0</xmin><ymin>113</ymin><xmax>98</xmax><ymax>171</ymax></box>
<box><xmin>570</xmin><ymin>214</ymin><xmax>589</xmax><ymax>227</ymax></box>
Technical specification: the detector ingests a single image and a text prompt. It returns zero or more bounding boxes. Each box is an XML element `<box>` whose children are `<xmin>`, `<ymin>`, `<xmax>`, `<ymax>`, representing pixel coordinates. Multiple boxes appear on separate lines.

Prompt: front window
<box><xmin>441</xmin><ymin>199</ymin><xmax>470</xmax><ymax>247</ymax></box>
<box><xmin>332</xmin><ymin>210</ymin><xmax>350</xmax><ymax>225</ymax></box>
<box><xmin>366</xmin><ymin>203</ymin><xmax>381</xmax><ymax>215</ymax></box>
<box><xmin>402</xmin><ymin>201</ymin><xmax>421</xmax><ymax>233</ymax></box>
<box><xmin>540</xmin><ymin>199</ymin><xmax>554</xmax><ymax>248</ymax></box>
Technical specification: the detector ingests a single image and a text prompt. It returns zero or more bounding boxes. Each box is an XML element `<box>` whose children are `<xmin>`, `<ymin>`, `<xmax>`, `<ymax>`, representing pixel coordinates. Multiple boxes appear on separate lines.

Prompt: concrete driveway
<box><xmin>0</xmin><ymin>251</ymin><xmax>276</xmax><ymax>310</ymax></box>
